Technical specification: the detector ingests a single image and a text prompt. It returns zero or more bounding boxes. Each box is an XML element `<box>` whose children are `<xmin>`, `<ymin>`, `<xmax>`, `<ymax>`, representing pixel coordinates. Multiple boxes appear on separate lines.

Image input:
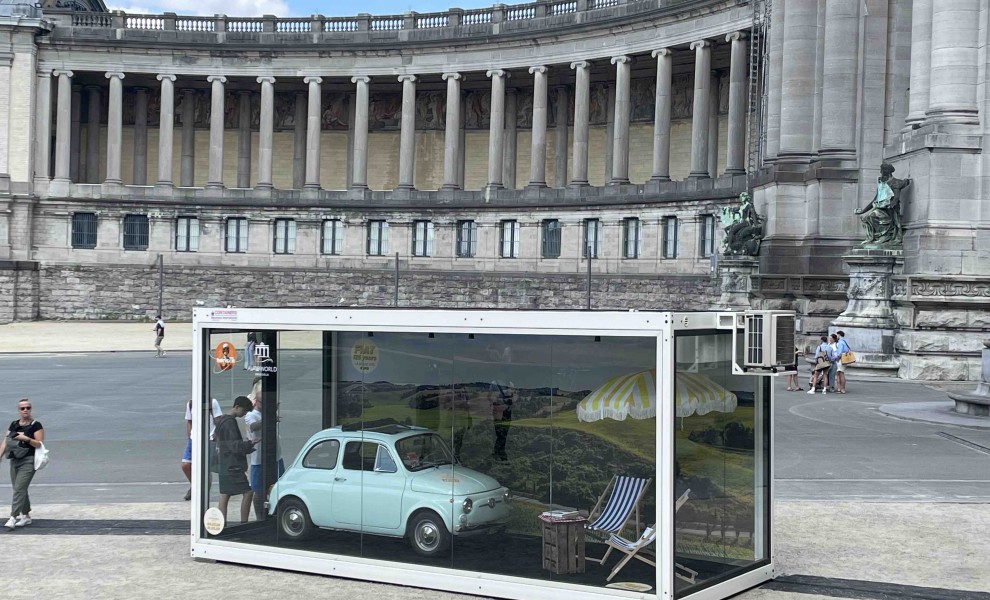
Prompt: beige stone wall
<box><xmin>79</xmin><ymin>117</ymin><xmax>729</xmax><ymax>189</ymax></box>
<box><xmin>8</xmin><ymin>52</ymin><xmax>36</xmax><ymax>182</ymax></box>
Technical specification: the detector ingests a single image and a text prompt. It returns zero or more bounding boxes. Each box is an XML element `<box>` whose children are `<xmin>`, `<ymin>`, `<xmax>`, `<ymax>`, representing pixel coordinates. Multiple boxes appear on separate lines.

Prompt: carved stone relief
<box><xmin>415</xmin><ymin>91</ymin><xmax>446</xmax><ymax>130</ymax></box>
<box><xmin>369</xmin><ymin>92</ymin><xmax>402</xmax><ymax>129</ymax></box>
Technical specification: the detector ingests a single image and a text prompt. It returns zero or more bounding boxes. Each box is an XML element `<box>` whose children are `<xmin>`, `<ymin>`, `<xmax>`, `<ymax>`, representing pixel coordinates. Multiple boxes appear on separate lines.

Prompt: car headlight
<box><xmin>503</xmin><ymin>489</ymin><xmax>510</xmax><ymax>504</ymax></box>
<box><xmin>462</xmin><ymin>498</ymin><xmax>473</xmax><ymax>514</ymax></box>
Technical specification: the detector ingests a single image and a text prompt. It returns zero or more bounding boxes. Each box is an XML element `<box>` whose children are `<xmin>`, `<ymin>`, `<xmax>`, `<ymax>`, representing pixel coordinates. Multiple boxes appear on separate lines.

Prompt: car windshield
<box><xmin>395</xmin><ymin>434</ymin><xmax>454</xmax><ymax>471</ymax></box>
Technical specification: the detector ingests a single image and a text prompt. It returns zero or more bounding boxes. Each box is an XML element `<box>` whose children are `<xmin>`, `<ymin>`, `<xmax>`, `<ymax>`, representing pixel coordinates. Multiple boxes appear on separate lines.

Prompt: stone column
<box><xmin>0</xmin><ymin>56</ymin><xmax>10</xmax><ymax>185</ymax></box>
<box><xmin>53</xmin><ymin>70</ymin><xmax>73</xmax><ymax>182</ymax></box>
<box><xmin>819</xmin><ymin>0</ymin><xmax>859</xmax><ymax>159</ymax></box>
<box><xmin>237</xmin><ymin>91</ymin><xmax>252</xmax><ymax>188</ymax></box>
<box><xmin>303</xmin><ymin>76</ymin><xmax>322</xmax><ymax>189</ymax></box>
<box><xmin>292</xmin><ymin>91</ymin><xmax>306</xmax><ymax>189</ymax></box>
<box><xmin>103</xmin><ymin>72</ymin><xmax>124</xmax><ymax>184</ymax></box>
<box><xmin>350</xmin><ymin>76</ymin><xmax>370</xmax><ymax>190</ymax></box>
<box><xmin>34</xmin><ymin>71</ymin><xmax>52</xmax><ymax>181</ymax></box>
<box><xmin>610</xmin><ymin>56</ymin><xmax>631</xmax><ymax>185</ymax></box>
<box><xmin>457</xmin><ymin>95</ymin><xmax>466</xmax><ymax>189</ymax></box>
<box><xmin>651</xmin><ymin>49</ymin><xmax>673</xmax><ymax>181</ymax></box>
<box><xmin>604</xmin><ymin>84</ymin><xmax>615</xmax><ymax>182</ymax></box>
<box><xmin>724</xmin><ymin>33</ymin><xmax>747</xmax><ymax>174</ymax></box>
<box><xmin>486</xmin><ymin>69</ymin><xmax>507</xmax><ymax>190</ymax></box>
<box><xmin>707</xmin><ymin>72</ymin><xmax>719</xmax><ymax>179</ymax></box>
<box><xmin>904</xmin><ymin>0</ymin><xmax>932</xmax><ymax>128</ymax></box>
<box><xmin>156</xmin><ymin>74</ymin><xmax>176</xmax><ymax>186</ymax></box>
<box><xmin>346</xmin><ymin>93</ymin><xmax>356</xmax><ymax>188</ymax></box>
<box><xmin>132</xmin><ymin>87</ymin><xmax>149</xmax><ymax>185</ymax></box>
<box><xmin>689</xmin><ymin>40</ymin><xmax>711</xmax><ymax>178</ymax></box>
<box><xmin>569</xmin><ymin>60</ymin><xmax>590</xmax><ymax>187</ymax></box>
<box><xmin>441</xmin><ymin>72</ymin><xmax>461</xmax><ymax>190</ymax></box>
<box><xmin>397</xmin><ymin>75</ymin><xmax>417</xmax><ymax>190</ymax></box>
<box><xmin>503</xmin><ymin>88</ymin><xmax>518</xmax><ymax>189</ymax></box>
<box><xmin>778</xmin><ymin>0</ymin><xmax>818</xmax><ymax>160</ymax></box>
<box><xmin>85</xmin><ymin>85</ymin><xmax>101</xmax><ymax>183</ymax></box>
<box><xmin>70</xmin><ymin>86</ymin><xmax>81</xmax><ymax>182</ymax></box>
<box><xmin>926</xmin><ymin>0</ymin><xmax>980</xmax><ymax>124</ymax></box>
<box><xmin>206</xmin><ymin>75</ymin><xmax>227</xmax><ymax>189</ymax></box>
<box><xmin>765</xmin><ymin>0</ymin><xmax>785</xmax><ymax>160</ymax></box>
<box><xmin>528</xmin><ymin>65</ymin><xmax>548</xmax><ymax>188</ymax></box>
<box><xmin>553</xmin><ymin>85</ymin><xmax>568</xmax><ymax>188</ymax></box>
<box><xmin>256</xmin><ymin>77</ymin><xmax>276</xmax><ymax>189</ymax></box>
<box><xmin>180</xmin><ymin>88</ymin><xmax>196</xmax><ymax>187</ymax></box>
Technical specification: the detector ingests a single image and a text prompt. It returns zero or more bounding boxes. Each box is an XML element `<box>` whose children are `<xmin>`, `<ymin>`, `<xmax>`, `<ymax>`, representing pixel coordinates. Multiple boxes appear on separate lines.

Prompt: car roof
<box><xmin>309</xmin><ymin>421</ymin><xmax>434</xmax><ymax>443</ymax></box>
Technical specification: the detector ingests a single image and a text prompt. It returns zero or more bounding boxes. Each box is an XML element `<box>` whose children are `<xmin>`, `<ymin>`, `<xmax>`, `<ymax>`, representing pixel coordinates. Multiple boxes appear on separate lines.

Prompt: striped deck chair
<box><xmin>585</xmin><ymin>475</ymin><xmax>652</xmax><ymax>564</ymax></box>
<box><xmin>601</xmin><ymin>489</ymin><xmax>696</xmax><ymax>583</ymax></box>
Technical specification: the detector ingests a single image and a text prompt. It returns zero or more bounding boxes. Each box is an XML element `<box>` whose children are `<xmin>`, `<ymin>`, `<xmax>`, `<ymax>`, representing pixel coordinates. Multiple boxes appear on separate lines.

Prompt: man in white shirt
<box><xmin>245</xmin><ymin>381</ymin><xmax>284</xmax><ymax>519</ymax></box>
<box><xmin>182</xmin><ymin>397</ymin><xmax>223</xmax><ymax>501</ymax></box>
<box><xmin>153</xmin><ymin>316</ymin><xmax>166</xmax><ymax>357</ymax></box>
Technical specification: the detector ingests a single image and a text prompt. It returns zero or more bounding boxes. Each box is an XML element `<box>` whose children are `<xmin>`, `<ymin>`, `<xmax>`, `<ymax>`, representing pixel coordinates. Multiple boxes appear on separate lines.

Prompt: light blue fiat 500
<box><xmin>268</xmin><ymin>423</ymin><xmax>511</xmax><ymax>556</ymax></box>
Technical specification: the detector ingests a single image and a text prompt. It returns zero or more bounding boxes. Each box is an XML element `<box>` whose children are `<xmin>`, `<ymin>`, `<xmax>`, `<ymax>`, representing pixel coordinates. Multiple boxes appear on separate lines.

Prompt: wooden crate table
<box><xmin>539</xmin><ymin>513</ymin><xmax>587</xmax><ymax>574</ymax></box>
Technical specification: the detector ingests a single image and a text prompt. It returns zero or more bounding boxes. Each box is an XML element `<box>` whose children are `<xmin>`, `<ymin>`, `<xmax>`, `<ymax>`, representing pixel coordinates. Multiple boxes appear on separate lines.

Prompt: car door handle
<box><xmin>334</xmin><ymin>477</ymin><xmax>346</xmax><ymax>482</ymax></box>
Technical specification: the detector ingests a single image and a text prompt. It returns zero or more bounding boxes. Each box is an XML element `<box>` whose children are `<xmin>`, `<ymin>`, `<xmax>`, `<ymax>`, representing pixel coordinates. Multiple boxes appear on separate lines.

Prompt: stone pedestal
<box><xmin>947</xmin><ymin>342</ymin><xmax>990</xmax><ymax>417</ymax></box>
<box><xmin>718</xmin><ymin>256</ymin><xmax>758</xmax><ymax>309</ymax></box>
<box><xmin>833</xmin><ymin>249</ymin><xmax>901</xmax><ymax>376</ymax></box>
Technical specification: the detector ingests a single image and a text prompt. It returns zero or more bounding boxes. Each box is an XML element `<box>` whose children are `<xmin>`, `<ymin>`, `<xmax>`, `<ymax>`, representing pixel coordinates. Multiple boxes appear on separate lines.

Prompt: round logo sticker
<box><xmin>203</xmin><ymin>507</ymin><xmax>225</xmax><ymax>536</ymax></box>
<box><xmin>351</xmin><ymin>340</ymin><xmax>379</xmax><ymax>374</ymax></box>
<box><xmin>214</xmin><ymin>342</ymin><xmax>237</xmax><ymax>371</ymax></box>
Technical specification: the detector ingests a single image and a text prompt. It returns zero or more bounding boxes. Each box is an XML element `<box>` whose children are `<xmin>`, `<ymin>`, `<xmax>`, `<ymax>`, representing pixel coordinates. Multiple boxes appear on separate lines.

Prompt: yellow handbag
<box><xmin>840</xmin><ymin>352</ymin><xmax>857</xmax><ymax>365</ymax></box>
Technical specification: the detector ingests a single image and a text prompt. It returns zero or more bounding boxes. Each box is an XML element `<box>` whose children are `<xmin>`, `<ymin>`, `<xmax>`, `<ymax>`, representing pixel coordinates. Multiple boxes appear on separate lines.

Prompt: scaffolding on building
<box><xmin>746</xmin><ymin>0</ymin><xmax>772</xmax><ymax>191</ymax></box>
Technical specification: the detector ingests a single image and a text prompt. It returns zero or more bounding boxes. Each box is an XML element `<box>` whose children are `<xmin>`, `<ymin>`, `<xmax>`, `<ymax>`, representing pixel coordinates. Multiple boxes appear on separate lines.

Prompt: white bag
<box><xmin>33</xmin><ymin>442</ymin><xmax>49</xmax><ymax>471</ymax></box>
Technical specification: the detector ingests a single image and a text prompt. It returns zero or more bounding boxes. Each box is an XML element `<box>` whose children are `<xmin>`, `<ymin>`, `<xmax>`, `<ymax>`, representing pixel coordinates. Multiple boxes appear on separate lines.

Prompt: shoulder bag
<box><xmin>840</xmin><ymin>351</ymin><xmax>857</xmax><ymax>365</ymax></box>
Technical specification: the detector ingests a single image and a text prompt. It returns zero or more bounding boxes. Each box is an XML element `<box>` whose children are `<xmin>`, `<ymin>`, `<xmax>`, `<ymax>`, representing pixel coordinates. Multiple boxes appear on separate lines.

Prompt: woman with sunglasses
<box><xmin>0</xmin><ymin>399</ymin><xmax>44</xmax><ymax>530</ymax></box>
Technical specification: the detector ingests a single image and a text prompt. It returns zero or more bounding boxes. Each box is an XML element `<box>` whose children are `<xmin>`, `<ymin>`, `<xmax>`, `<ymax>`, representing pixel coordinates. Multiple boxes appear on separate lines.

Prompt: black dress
<box><xmin>214</xmin><ymin>415</ymin><xmax>253</xmax><ymax>495</ymax></box>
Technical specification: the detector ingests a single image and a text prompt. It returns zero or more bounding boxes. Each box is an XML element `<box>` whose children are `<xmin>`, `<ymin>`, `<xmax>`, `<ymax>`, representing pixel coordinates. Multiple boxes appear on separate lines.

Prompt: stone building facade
<box><xmin>0</xmin><ymin>0</ymin><xmax>987</xmax><ymax>380</ymax></box>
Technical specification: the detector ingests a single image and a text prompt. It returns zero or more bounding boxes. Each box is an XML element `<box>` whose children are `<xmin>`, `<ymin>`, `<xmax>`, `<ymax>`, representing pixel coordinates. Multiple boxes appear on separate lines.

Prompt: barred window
<box><xmin>499</xmin><ymin>220</ymin><xmax>520</xmax><ymax>258</ymax></box>
<box><xmin>700</xmin><ymin>214</ymin><xmax>717</xmax><ymax>258</ymax></box>
<box><xmin>582</xmin><ymin>218</ymin><xmax>601</xmax><ymax>259</ymax></box>
<box><xmin>71</xmin><ymin>212</ymin><xmax>97</xmax><ymax>249</ymax></box>
<box><xmin>122</xmin><ymin>214</ymin><xmax>149</xmax><ymax>250</ymax></box>
<box><xmin>623</xmin><ymin>217</ymin><xmax>641</xmax><ymax>259</ymax></box>
<box><xmin>541</xmin><ymin>219</ymin><xmax>561</xmax><ymax>259</ymax></box>
<box><xmin>175</xmin><ymin>217</ymin><xmax>199</xmax><ymax>252</ymax></box>
<box><xmin>411</xmin><ymin>220</ymin><xmax>434</xmax><ymax>257</ymax></box>
<box><xmin>225</xmin><ymin>218</ymin><xmax>249</xmax><ymax>253</ymax></box>
<box><xmin>367</xmin><ymin>220</ymin><xmax>389</xmax><ymax>256</ymax></box>
<box><xmin>662</xmin><ymin>216</ymin><xmax>679</xmax><ymax>259</ymax></box>
<box><xmin>273</xmin><ymin>219</ymin><xmax>296</xmax><ymax>255</ymax></box>
<box><xmin>455</xmin><ymin>220</ymin><xmax>477</xmax><ymax>258</ymax></box>
<box><xmin>321</xmin><ymin>219</ymin><xmax>344</xmax><ymax>255</ymax></box>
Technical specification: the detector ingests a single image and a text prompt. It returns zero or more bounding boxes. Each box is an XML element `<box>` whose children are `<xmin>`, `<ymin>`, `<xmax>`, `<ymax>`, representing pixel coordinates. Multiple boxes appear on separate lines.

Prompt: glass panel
<box><xmin>673</xmin><ymin>331</ymin><xmax>770</xmax><ymax>597</ymax></box>
<box><xmin>202</xmin><ymin>326</ymin><xmax>659</xmax><ymax>594</ymax></box>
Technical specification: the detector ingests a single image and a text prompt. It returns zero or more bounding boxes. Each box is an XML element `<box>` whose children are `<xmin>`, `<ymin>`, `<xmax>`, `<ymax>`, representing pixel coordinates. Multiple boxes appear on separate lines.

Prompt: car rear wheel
<box><xmin>408</xmin><ymin>510</ymin><xmax>450</xmax><ymax>557</ymax></box>
<box><xmin>278</xmin><ymin>498</ymin><xmax>314</xmax><ymax>541</ymax></box>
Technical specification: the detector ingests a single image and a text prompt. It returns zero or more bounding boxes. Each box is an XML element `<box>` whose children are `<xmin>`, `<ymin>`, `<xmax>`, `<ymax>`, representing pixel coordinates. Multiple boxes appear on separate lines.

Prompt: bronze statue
<box><xmin>720</xmin><ymin>192</ymin><xmax>765</xmax><ymax>256</ymax></box>
<box><xmin>856</xmin><ymin>162</ymin><xmax>910</xmax><ymax>248</ymax></box>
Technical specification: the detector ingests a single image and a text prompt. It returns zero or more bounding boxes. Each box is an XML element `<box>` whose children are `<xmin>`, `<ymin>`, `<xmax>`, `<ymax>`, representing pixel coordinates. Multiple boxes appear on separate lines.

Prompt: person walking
<box><xmin>835</xmin><ymin>330</ymin><xmax>851</xmax><ymax>394</ymax></box>
<box><xmin>153</xmin><ymin>315</ymin><xmax>166</xmax><ymax>358</ymax></box>
<box><xmin>215</xmin><ymin>396</ymin><xmax>257</xmax><ymax>525</ymax></box>
<box><xmin>808</xmin><ymin>336</ymin><xmax>835</xmax><ymax>395</ymax></box>
<box><xmin>1</xmin><ymin>399</ymin><xmax>44</xmax><ymax>530</ymax></box>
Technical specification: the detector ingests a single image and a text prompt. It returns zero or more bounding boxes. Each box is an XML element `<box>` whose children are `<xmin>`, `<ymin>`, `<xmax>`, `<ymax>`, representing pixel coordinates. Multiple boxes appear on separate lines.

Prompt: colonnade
<box><xmin>41</xmin><ymin>31</ymin><xmax>749</xmax><ymax>191</ymax></box>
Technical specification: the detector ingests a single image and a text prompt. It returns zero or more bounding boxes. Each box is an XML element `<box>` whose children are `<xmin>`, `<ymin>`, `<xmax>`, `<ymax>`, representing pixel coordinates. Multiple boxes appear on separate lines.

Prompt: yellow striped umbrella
<box><xmin>576</xmin><ymin>369</ymin><xmax>737</xmax><ymax>422</ymax></box>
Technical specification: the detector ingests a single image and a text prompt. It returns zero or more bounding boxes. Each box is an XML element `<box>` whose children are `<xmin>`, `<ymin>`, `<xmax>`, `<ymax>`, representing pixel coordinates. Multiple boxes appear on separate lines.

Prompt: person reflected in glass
<box><xmin>490</xmin><ymin>380</ymin><xmax>513</xmax><ymax>462</ymax></box>
<box><xmin>245</xmin><ymin>379</ymin><xmax>284</xmax><ymax>520</ymax></box>
<box><xmin>215</xmin><ymin>396</ymin><xmax>258</xmax><ymax>525</ymax></box>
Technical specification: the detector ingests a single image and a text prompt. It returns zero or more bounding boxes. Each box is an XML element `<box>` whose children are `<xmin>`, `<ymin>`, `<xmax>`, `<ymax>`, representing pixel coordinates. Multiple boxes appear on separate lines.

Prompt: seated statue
<box><xmin>856</xmin><ymin>162</ymin><xmax>910</xmax><ymax>248</ymax></box>
<box><xmin>720</xmin><ymin>192</ymin><xmax>764</xmax><ymax>256</ymax></box>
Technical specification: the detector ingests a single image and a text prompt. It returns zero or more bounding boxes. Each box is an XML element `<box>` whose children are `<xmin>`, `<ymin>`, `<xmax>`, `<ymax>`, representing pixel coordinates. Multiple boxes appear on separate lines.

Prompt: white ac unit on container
<box><xmin>742</xmin><ymin>310</ymin><xmax>797</xmax><ymax>371</ymax></box>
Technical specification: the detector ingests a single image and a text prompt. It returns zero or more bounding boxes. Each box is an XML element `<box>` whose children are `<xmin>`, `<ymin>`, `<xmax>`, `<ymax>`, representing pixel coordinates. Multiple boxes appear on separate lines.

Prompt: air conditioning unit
<box><xmin>743</xmin><ymin>310</ymin><xmax>797</xmax><ymax>371</ymax></box>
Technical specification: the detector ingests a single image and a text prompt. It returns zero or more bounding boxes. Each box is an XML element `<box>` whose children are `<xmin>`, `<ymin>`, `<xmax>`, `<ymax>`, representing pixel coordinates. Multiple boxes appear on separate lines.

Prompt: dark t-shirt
<box><xmin>155</xmin><ymin>320</ymin><xmax>165</xmax><ymax>337</ymax></box>
<box><xmin>7</xmin><ymin>420</ymin><xmax>43</xmax><ymax>457</ymax></box>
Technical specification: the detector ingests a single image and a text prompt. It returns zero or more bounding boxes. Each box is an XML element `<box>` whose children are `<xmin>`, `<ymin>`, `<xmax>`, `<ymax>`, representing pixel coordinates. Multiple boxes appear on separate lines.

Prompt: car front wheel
<box><xmin>278</xmin><ymin>498</ymin><xmax>314</xmax><ymax>541</ymax></box>
<box><xmin>408</xmin><ymin>510</ymin><xmax>450</xmax><ymax>557</ymax></box>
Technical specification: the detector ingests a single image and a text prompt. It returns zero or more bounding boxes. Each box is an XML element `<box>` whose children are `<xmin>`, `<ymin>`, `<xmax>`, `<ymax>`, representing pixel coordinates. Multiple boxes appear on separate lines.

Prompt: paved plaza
<box><xmin>0</xmin><ymin>321</ymin><xmax>988</xmax><ymax>599</ymax></box>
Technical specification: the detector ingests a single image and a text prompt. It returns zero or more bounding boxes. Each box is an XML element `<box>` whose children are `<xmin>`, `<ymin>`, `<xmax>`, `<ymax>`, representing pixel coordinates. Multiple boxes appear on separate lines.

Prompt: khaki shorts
<box><xmin>837</xmin><ymin>362</ymin><xmax>847</xmax><ymax>373</ymax></box>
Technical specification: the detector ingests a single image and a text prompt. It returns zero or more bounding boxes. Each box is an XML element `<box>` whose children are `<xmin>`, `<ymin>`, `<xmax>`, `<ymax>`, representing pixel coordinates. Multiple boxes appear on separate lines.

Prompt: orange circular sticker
<box><xmin>214</xmin><ymin>342</ymin><xmax>237</xmax><ymax>371</ymax></box>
